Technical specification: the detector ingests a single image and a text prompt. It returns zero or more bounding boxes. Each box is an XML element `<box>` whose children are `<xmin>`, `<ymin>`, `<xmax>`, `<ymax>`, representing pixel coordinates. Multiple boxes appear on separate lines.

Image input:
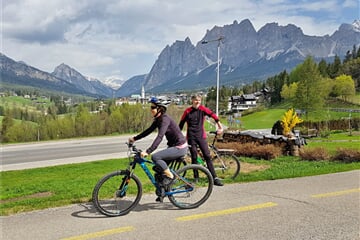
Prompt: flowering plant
<box><xmin>281</xmin><ymin>108</ymin><xmax>303</xmax><ymax>136</ymax></box>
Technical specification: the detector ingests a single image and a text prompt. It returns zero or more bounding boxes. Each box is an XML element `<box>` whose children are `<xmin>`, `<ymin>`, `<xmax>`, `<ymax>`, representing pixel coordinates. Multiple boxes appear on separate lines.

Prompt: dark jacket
<box><xmin>134</xmin><ymin>114</ymin><xmax>186</xmax><ymax>154</ymax></box>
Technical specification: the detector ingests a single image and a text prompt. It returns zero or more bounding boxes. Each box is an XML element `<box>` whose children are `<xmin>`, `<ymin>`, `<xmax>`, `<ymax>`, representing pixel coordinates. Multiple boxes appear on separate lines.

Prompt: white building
<box><xmin>228</xmin><ymin>94</ymin><xmax>257</xmax><ymax>112</ymax></box>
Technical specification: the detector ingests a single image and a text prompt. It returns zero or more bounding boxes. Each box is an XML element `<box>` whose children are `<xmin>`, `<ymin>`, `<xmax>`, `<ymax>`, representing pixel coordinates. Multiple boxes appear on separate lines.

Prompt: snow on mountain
<box><xmin>85</xmin><ymin>76</ymin><xmax>125</xmax><ymax>90</ymax></box>
<box><xmin>102</xmin><ymin>76</ymin><xmax>126</xmax><ymax>90</ymax></box>
<box><xmin>352</xmin><ymin>20</ymin><xmax>360</xmax><ymax>32</ymax></box>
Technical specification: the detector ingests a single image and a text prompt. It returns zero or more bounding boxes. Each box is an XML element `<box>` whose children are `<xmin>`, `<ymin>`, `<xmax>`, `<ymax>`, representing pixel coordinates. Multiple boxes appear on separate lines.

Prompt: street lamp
<box><xmin>202</xmin><ymin>36</ymin><xmax>224</xmax><ymax>116</ymax></box>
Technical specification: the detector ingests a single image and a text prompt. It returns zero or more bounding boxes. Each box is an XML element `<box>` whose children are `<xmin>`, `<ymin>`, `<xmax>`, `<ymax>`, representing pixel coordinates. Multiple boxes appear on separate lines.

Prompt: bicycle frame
<box><xmin>127</xmin><ymin>146</ymin><xmax>193</xmax><ymax>197</ymax></box>
<box><xmin>209</xmin><ymin>131</ymin><xmax>219</xmax><ymax>151</ymax></box>
<box><xmin>130</xmin><ymin>153</ymin><xmax>157</xmax><ymax>184</ymax></box>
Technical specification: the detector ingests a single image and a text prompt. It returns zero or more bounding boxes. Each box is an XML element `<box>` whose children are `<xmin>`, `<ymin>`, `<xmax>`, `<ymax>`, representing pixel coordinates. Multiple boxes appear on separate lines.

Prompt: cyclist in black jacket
<box><xmin>179</xmin><ymin>94</ymin><xmax>224</xmax><ymax>186</ymax></box>
<box><xmin>129</xmin><ymin>97</ymin><xmax>188</xmax><ymax>187</ymax></box>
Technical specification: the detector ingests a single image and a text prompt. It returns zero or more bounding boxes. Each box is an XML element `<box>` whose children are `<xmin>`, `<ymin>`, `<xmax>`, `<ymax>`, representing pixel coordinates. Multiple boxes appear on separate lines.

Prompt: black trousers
<box><xmin>188</xmin><ymin>137</ymin><xmax>217</xmax><ymax>178</ymax></box>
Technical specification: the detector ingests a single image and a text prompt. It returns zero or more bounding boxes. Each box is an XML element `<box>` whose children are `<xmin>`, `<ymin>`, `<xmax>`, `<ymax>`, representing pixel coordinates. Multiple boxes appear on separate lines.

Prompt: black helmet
<box><xmin>149</xmin><ymin>97</ymin><xmax>169</xmax><ymax>109</ymax></box>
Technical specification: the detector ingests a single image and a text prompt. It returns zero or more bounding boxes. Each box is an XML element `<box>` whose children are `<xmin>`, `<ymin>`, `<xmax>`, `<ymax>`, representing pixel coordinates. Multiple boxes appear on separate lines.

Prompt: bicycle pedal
<box><xmin>156</xmin><ymin>196</ymin><xmax>164</xmax><ymax>202</ymax></box>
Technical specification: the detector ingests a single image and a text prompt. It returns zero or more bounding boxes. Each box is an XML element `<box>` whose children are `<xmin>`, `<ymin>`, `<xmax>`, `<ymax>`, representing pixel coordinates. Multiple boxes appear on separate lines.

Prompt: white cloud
<box><xmin>1</xmin><ymin>0</ymin><xmax>358</xmax><ymax>81</ymax></box>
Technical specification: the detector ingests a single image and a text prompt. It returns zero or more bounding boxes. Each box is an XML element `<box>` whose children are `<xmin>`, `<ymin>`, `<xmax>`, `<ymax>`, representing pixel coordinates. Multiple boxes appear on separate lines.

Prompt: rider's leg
<box><xmin>188</xmin><ymin>139</ymin><xmax>199</xmax><ymax>164</ymax></box>
<box><xmin>152</xmin><ymin>147</ymin><xmax>187</xmax><ymax>179</ymax></box>
<box><xmin>197</xmin><ymin>138</ymin><xmax>217</xmax><ymax>178</ymax></box>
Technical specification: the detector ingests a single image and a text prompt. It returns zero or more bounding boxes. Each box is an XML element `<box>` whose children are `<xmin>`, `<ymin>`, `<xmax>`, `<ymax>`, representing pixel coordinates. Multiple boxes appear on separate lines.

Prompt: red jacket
<box><xmin>179</xmin><ymin>105</ymin><xmax>219</xmax><ymax>139</ymax></box>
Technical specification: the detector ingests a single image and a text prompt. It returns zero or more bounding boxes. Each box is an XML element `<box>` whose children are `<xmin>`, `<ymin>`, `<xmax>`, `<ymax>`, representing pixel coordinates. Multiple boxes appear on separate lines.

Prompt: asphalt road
<box><xmin>2</xmin><ymin>170</ymin><xmax>359</xmax><ymax>240</ymax></box>
<box><xmin>1</xmin><ymin>129</ymin><xmax>272</xmax><ymax>171</ymax></box>
<box><xmin>1</xmin><ymin>134</ymin><xmax>166</xmax><ymax>171</ymax></box>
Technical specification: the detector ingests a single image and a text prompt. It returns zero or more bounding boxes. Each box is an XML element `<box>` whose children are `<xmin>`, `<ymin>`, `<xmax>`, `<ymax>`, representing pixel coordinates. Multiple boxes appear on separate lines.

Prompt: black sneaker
<box><xmin>214</xmin><ymin>177</ymin><xmax>223</xmax><ymax>186</ymax></box>
<box><xmin>162</xmin><ymin>175</ymin><xmax>175</xmax><ymax>187</ymax></box>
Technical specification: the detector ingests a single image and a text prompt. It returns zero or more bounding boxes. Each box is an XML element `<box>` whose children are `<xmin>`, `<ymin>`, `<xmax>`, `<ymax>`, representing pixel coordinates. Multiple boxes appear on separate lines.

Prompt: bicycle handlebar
<box><xmin>126</xmin><ymin>142</ymin><xmax>142</xmax><ymax>155</ymax></box>
<box><xmin>209</xmin><ymin>131</ymin><xmax>220</xmax><ymax>146</ymax></box>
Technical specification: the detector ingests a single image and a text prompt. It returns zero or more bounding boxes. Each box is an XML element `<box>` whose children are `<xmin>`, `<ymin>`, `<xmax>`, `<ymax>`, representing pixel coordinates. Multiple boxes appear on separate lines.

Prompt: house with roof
<box><xmin>228</xmin><ymin>94</ymin><xmax>257</xmax><ymax>112</ymax></box>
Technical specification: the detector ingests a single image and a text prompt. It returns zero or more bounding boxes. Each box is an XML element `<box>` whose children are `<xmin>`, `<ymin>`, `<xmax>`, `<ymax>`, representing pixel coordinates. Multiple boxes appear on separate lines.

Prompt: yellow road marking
<box><xmin>176</xmin><ymin>202</ymin><xmax>277</xmax><ymax>221</ymax></box>
<box><xmin>311</xmin><ymin>188</ymin><xmax>360</xmax><ymax>198</ymax></box>
<box><xmin>60</xmin><ymin>226</ymin><xmax>135</xmax><ymax>240</ymax></box>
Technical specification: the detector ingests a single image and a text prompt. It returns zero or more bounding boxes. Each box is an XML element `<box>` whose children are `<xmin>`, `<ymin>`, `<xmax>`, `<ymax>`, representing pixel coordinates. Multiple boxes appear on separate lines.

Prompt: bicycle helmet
<box><xmin>148</xmin><ymin>97</ymin><xmax>169</xmax><ymax>109</ymax></box>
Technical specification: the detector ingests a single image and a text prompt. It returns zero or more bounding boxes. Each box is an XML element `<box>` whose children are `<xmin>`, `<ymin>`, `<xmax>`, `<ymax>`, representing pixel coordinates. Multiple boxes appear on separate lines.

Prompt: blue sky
<box><xmin>1</xmin><ymin>0</ymin><xmax>359</xmax><ymax>86</ymax></box>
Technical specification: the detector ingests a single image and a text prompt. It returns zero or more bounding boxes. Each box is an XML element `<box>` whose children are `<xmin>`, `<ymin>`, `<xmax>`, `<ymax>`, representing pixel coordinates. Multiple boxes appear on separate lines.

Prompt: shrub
<box><xmin>319</xmin><ymin>129</ymin><xmax>331</xmax><ymax>138</ymax></box>
<box><xmin>216</xmin><ymin>142</ymin><xmax>282</xmax><ymax>160</ymax></box>
<box><xmin>299</xmin><ymin>147</ymin><xmax>330</xmax><ymax>161</ymax></box>
<box><xmin>332</xmin><ymin>148</ymin><xmax>360</xmax><ymax>163</ymax></box>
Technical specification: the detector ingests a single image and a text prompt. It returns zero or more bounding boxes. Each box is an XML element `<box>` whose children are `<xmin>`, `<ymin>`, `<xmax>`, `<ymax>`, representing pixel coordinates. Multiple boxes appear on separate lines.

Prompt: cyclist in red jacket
<box><xmin>179</xmin><ymin>94</ymin><xmax>224</xmax><ymax>186</ymax></box>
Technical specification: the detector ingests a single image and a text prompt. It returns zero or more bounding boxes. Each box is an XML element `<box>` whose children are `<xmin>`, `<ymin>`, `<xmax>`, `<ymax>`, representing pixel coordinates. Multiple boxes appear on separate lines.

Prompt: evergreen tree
<box><xmin>318</xmin><ymin>59</ymin><xmax>329</xmax><ymax>77</ymax></box>
<box><xmin>266</xmin><ymin>70</ymin><xmax>288</xmax><ymax>104</ymax></box>
<box><xmin>328</xmin><ymin>55</ymin><xmax>342</xmax><ymax>78</ymax></box>
<box><xmin>342</xmin><ymin>58</ymin><xmax>360</xmax><ymax>91</ymax></box>
<box><xmin>351</xmin><ymin>45</ymin><xmax>357</xmax><ymax>59</ymax></box>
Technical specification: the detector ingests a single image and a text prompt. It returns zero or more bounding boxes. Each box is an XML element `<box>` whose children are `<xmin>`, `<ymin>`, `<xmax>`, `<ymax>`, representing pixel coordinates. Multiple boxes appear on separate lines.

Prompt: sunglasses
<box><xmin>150</xmin><ymin>105</ymin><xmax>157</xmax><ymax>109</ymax></box>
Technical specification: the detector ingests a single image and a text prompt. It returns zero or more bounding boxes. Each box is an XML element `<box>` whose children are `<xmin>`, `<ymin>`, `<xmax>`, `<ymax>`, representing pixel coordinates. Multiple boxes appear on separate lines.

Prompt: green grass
<box><xmin>305</xmin><ymin>131</ymin><xmax>360</xmax><ymax>154</ymax></box>
<box><xmin>236</xmin><ymin>108</ymin><xmax>360</xmax><ymax>130</ymax></box>
<box><xmin>346</xmin><ymin>93</ymin><xmax>360</xmax><ymax>105</ymax></box>
<box><xmin>312</xmin><ymin>131</ymin><xmax>360</xmax><ymax>141</ymax></box>
<box><xmin>1</xmin><ymin>136</ymin><xmax>359</xmax><ymax>216</ymax></box>
<box><xmin>240</xmin><ymin>109</ymin><xmax>285</xmax><ymax>129</ymax></box>
<box><xmin>237</xmin><ymin>157</ymin><xmax>359</xmax><ymax>182</ymax></box>
<box><xmin>0</xmin><ymin>95</ymin><xmax>51</xmax><ymax>109</ymax></box>
<box><xmin>305</xmin><ymin>131</ymin><xmax>360</xmax><ymax>155</ymax></box>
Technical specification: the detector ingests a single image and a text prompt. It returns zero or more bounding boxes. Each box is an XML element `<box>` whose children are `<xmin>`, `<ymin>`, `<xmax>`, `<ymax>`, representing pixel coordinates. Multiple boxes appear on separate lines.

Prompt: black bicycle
<box><xmin>172</xmin><ymin>131</ymin><xmax>241</xmax><ymax>180</ymax></box>
<box><xmin>92</xmin><ymin>142</ymin><xmax>214</xmax><ymax>217</ymax></box>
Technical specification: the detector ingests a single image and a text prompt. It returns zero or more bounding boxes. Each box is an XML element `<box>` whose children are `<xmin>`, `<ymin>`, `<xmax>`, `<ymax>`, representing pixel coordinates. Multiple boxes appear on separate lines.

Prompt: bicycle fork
<box><xmin>116</xmin><ymin>171</ymin><xmax>131</xmax><ymax>198</ymax></box>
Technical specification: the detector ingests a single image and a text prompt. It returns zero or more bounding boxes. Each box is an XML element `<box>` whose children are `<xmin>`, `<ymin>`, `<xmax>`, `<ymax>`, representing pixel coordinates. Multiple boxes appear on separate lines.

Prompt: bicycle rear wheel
<box><xmin>212</xmin><ymin>153</ymin><xmax>240</xmax><ymax>180</ymax></box>
<box><xmin>168</xmin><ymin>157</ymin><xmax>187</xmax><ymax>172</ymax></box>
<box><xmin>168</xmin><ymin>164</ymin><xmax>213</xmax><ymax>209</ymax></box>
<box><xmin>92</xmin><ymin>170</ymin><xmax>142</xmax><ymax>217</ymax></box>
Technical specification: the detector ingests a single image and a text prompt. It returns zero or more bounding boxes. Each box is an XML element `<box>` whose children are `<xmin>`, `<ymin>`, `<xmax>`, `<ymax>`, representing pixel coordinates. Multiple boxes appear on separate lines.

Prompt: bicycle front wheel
<box><xmin>213</xmin><ymin>153</ymin><xmax>240</xmax><ymax>180</ymax></box>
<box><xmin>92</xmin><ymin>170</ymin><xmax>142</xmax><ymax>217</ymax></box>
<box><xmin>168</xmin><ymin>164</ymin><xmax>213</xmax><ymax>209</ymax></box>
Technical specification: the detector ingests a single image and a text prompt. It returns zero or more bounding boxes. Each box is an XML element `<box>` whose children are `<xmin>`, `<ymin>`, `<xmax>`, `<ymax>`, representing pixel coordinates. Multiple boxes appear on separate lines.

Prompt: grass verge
<box><xmin>1</xmin><ymin>153</ymin><xmax>359</xmax><ymax>216</ymax></box>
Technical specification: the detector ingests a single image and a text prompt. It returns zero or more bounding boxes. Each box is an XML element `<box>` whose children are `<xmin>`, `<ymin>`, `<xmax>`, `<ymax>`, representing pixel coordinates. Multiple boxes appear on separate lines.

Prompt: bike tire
<box><xmin>92</xmin><ymin>170</ymin><xmax>142</xmax><ymax>217</ymax></box>
<box><xmin>213</xmin><ymin>153</ymin><xmax>240</xmax><ymax>179</ymax></box>
<box><xmin>168</xmin><ymin>164</ymin><xmax>213</xmax><ymax>209</ymax></box>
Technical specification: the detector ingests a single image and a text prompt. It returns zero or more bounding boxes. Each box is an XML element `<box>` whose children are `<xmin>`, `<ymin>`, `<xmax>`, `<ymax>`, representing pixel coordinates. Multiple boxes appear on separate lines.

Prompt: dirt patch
<box><xmin>240</xmin><ymin>162</ymin><xmax>270</xmax><ymax>173</ymax></box>
<box><xmin>0</xmin><ymin>192</ymin><xmax>53</xmax><ymax>204</ymax></box>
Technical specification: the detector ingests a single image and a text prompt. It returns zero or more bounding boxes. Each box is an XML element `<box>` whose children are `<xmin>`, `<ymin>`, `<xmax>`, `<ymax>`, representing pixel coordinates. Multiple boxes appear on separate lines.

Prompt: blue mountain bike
<box><xmin>92</xmin><ymin>142</ymin><xmax>214</xmax><ymax>217</ymax></box>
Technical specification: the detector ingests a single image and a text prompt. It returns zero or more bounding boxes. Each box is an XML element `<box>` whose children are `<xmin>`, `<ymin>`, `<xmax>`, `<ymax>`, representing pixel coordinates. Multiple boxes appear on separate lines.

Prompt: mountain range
<box><xmin>1</xmin><ymin>19</ymin><xmax>359</xmax><ymax>98</ymax></box>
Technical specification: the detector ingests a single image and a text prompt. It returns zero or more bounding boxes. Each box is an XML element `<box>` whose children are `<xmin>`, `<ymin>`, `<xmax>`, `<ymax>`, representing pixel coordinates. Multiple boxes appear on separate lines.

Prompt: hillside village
<box><xmin>114</xmin><ymin>86</ymin><xmax>268</xmax><ymax>113</ymax></box>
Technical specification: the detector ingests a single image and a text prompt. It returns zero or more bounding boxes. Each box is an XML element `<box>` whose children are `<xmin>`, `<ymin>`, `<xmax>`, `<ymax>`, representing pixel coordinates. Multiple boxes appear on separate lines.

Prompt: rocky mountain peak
<box><xmin>352</xmin><ymin>19</ymin><xmax>360</xmax><ymax>32</ymax></box>
<box><xmin>52</xmin><ymin>63</ymin><xmax>81</xmax><ymax>81</ymax></box>
<box><xmin>52</xmin><ymin>63</ymin><xmax>113</xmax><ymax>97</ymax></box>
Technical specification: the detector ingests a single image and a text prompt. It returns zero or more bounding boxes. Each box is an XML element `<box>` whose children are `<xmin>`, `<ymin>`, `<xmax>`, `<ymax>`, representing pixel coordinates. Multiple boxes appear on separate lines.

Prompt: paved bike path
<box><xmin>2</xmin><ymin>170</ymin><xmax>359</xmax><ymax>240</ymax></box>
